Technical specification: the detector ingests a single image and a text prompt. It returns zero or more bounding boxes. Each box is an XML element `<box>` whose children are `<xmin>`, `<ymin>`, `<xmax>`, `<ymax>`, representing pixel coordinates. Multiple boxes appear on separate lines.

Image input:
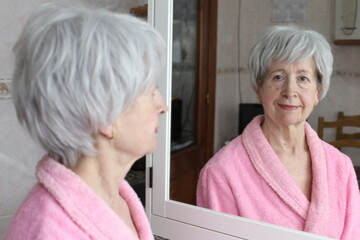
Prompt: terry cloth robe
<box><xmin>197</xmin><ymin>115</ymin><xmax>360</xmax><ymax>239</ymax></box>
<box><xmin>4</xmin><ymin>156</ymin><xmax>154</xmax><ymax>240</ymax></box>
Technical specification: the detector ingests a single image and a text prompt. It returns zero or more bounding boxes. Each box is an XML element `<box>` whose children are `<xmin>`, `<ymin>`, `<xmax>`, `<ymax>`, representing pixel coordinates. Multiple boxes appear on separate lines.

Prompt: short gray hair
<box><xmin>248</xmin><ymin>25</ymin><xmax>333</xmax><ymax>100</ymax></box>
<box><xmin>12</xmin><ymin>1</ymin><xmax>165</xmax><ymax>166</ymax></box>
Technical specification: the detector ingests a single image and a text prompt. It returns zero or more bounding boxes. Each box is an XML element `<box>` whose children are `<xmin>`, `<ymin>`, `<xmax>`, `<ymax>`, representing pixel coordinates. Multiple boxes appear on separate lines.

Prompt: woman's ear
<box><xmin>256</xmin><ymin>89</ymin><xmax>262</xmax><ymax>104</ymax></box>
<box><xmin>315</xmin><ymin>88</ymin><xmax>321</xmax><ymax>106</ymax></box>
<box><xmin>314</xmin><ymin>98</ymin><xmax>319</xmax><ymax>106</ymax></box>
<box><xmin>99</xmin><ymin>125</ymin><xmax>113</xmax><ymax>139</ymax></box>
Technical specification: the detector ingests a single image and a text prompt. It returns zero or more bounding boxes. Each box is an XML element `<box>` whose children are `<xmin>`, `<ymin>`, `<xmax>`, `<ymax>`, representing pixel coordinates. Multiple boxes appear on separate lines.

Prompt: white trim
<box><xmin>151</xmin><ymin>215</ymin><xmax>242</xmax><ymax>240</ymax></box>
<box><xmin>164</xmin><ymin>201</ymin><xmax>332</xmax><ymax>240</ymax></box>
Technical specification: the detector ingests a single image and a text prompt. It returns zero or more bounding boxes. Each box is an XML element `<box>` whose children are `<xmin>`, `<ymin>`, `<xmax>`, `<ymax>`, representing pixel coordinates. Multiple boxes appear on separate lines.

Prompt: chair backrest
<box><xmin>317</xmin><ymin>114</ymin><xmax>360</xmax><ymax>148</ymax></box>
<box><xmin>337</xmin><ymin>111</ymin><xmax>360</xmax><ymax>140</ymax></box>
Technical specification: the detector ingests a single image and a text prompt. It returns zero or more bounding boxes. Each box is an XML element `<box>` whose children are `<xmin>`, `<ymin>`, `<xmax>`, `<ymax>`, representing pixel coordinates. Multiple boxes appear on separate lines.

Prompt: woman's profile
<box><xmin>4</xmin><ymin>1</ymin><xmax>167</xmax><ymax>239</ymax></box>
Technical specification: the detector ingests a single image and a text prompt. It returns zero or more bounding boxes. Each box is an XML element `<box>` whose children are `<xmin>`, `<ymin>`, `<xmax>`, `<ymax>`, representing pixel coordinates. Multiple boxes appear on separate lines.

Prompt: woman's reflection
<box><xmin>197</xmin><ymin>25</ymin><xmax>360</xmax><ymax>239</ymax></box>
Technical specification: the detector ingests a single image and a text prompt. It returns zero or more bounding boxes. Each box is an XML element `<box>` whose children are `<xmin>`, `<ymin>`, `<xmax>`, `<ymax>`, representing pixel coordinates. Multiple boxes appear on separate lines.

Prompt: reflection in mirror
<box><xmin>170</xmin><ymin>0</ymin><xmax>199</xmax><ymax>206</ymax></box>
<box><xmin>171</xmin><ymin>0</ymin><xmax>197</xmax><ymax>152</ymax></box>
<box><xmin>169</xmin><ymin>0</ymin><xmax>216</xmax><ymax>205</ymax></box>
<box><xmin>197</xmin><ymin>24</ymin><xmax>360</xmax><ymax>239</ymax></box>
<box><xmin>169</xmin><ymin>0</ymin><xmax>360</xmax><ymax>239</ymax></box>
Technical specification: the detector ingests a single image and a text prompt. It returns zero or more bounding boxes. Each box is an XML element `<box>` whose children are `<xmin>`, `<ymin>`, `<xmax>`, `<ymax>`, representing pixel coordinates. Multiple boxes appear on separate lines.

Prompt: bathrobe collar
<box><xmin>242</xmin><ymin>115</ymin><xmax>329</xmax><ymax>235</ymax></box>
<box><xmin>36</xmin><ymin>156</ymin><xmax>153</xmax><ymax>240</ymax></box>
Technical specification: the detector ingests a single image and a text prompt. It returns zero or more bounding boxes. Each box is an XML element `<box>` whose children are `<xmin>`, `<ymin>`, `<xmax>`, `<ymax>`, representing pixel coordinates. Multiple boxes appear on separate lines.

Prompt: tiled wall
<box><xmin>215</xmin><ymin>0</ymin><xmax>360</xmax><ymax>166</ymax></box>
<box><xmin>0</xmin><ymin>0</ymin><xmax>146</xmax><ymax>237</ymax></box>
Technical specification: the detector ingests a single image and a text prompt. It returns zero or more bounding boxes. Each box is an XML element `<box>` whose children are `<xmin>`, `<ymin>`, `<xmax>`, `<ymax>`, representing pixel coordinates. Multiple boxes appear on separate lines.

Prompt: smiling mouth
<box><xmin>278</xmin><ymin>104</ymin><xmax>300</xmax><ymax>110</ymax></box>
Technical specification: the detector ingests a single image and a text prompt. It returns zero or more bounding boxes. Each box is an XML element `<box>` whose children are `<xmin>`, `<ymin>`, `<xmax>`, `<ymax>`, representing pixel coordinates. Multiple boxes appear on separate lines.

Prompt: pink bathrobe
<box><xmin>197</xmin><ymin>115</ymin><xmax>360</xmax><ymax>239</ymax></box>
<box><xmin>4</xmin><ymin>156</ymin><xmax>153</xmax><ymax>240</ymax></box>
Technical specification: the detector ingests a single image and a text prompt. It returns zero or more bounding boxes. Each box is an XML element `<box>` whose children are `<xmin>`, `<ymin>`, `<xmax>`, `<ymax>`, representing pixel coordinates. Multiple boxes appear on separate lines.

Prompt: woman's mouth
<box><xmin>278</xmin><ymin>104</ymin><xmax>300</xmax><ymax>111</ymax></box>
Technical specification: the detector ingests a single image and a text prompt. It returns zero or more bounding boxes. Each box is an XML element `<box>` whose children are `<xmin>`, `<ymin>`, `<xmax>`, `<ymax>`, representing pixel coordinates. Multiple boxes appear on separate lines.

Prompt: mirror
<box><xmin>164</xmin><ymin>0</ymin><xmax>360</xmax><ymax>238</ymax></box>
<box><xmin>150</xmin><ymin>1</ymin><xmax>342</xmax><ymax>239</ymax></box>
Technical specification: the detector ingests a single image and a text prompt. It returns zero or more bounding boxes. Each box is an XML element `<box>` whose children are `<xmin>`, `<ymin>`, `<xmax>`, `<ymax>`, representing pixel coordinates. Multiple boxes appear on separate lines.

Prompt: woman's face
<box><xmin>115</xmin><ymin>84</ymin><xmax>168</xmax><ymax>158</ymax></box>
<box><xmin>257</xmin><ymin>58</ymin><xmax>320</xmax><ymax>127</ymax></box>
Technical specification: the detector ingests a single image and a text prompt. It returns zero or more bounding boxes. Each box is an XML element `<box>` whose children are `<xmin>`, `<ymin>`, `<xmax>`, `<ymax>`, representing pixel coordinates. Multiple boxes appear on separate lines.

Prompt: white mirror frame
<box><xmin>145</xmin><ymin>1</ymin><xmax>334</xmax><ymax>239</ymax></box>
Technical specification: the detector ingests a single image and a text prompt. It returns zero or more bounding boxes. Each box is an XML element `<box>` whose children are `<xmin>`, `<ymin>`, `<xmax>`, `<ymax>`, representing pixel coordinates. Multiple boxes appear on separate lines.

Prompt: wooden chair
<box><xmin>317</xmin><ymin>114</ymin><xmax>360</xmax><ymax>149</ymax></box>
<box><xmin>337</xmin><ymin>112</ymin><xmax>360</xmax><ymax>187</ymax></box>
<box><xmin>336</xmin><ymin>112</ymin><xmax>360</xmax><ymax>141</ymax></box>
<box><xmin>318</xmin><ymin>112</ymin><xmax>360</xmax><ymax>188</ymax></box>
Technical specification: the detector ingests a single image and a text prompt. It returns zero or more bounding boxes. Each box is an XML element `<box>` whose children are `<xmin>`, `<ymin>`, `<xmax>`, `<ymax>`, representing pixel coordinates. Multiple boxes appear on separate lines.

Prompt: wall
<box><xmin>0</xmin><ymin>0</ymin><xmax>146</xmax><ymax>237</ymax></box>
<box><xmin>215</xmin><ymin>0</ymin><xmax>360</xmax><ymax>166</ymax></box>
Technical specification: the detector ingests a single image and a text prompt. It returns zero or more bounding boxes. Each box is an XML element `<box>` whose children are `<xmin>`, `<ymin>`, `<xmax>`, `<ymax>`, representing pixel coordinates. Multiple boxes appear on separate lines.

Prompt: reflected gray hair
<box><xmin>12</xmin><ymin>1</ymin><xmax>165</xmax><ymax>166</ymax></box>
<box><xmin>248</xmin><ymin>25</ymin><xmax>333</xmax><ymax>100</ymax></box>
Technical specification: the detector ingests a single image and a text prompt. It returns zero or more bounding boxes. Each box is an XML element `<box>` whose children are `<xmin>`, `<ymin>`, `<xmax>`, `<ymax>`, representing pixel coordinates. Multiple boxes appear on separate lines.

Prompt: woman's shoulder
<box><xmin>321</xmin><ymin>141</ymin><xmax>355</xmax><ymax>175</ymax></box>
<box><xmin>203</xmin><ymin>135</ymin><xmax>246</xmax><ymax>170</ymax></box>
<box><xmin>4</xmin><ymin>184</ymin><xmax>86</xmax><ymax>240</ymax></box>
<box><xmin>321</xmin><ymin>141</ymin><xmax>351</xmax><ymax>161</ymax></box>
<box><xmin>10</xmin><ymin>183</ymin><xmax>63</xmax><ymax>220</ymax></box>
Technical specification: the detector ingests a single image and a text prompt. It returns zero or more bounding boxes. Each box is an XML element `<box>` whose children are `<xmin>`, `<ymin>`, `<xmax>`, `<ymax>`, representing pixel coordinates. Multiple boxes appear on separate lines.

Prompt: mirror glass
<box><xmin>171</xmin><ymin>0</ymin><xmax>197</xmax><ymax>152</ymax></box>
<box><xmin>168</xmin><ymin>0</ymin><xmax>360</xmax><ymax>237</ymax></box>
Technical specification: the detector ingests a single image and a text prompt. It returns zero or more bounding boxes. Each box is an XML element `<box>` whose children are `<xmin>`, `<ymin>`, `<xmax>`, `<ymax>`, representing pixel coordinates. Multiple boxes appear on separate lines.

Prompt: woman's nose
<box><xmin>281</xmin><ymin>79</ymin><xmax>298</xmax><ymax>98</ymax></box>
<box><xmin>158</xmin><ymin>96</ymin><xmax>168</xmax><ymax>114</ymax></box>
<box><xmin>160</xmin><ymin>104</ymin><xmax>169</xmax><ymax>114</ymax></box>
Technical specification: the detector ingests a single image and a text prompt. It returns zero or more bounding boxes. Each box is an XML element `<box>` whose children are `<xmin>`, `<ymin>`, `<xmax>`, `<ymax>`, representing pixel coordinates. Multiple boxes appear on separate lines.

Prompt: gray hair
<box><xmin>248</xmin><ymin>25</ymin><xmax>333</xmax><ymax>100</ymax></box>
<box><xmin>12</xmin><ymin>1</ymin><xmax>165</xmax><ymax>166</ymax></box>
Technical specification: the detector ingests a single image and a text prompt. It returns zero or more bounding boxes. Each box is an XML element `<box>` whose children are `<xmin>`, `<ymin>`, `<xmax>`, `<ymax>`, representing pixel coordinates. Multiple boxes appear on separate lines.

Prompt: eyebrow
<box><xmin>268</xmin><ymin>69</ymin><xmax>286</xmax><ymax>75</ymax></box>
<box><xmin>270</xmin><ymin>69</ymin><xmax>313</xmax><ymax>75</ymax></box>
<box><xmin>296</xmin><ymin>70</ymin><xmax>312</xmax><ymax>75</ymax></box>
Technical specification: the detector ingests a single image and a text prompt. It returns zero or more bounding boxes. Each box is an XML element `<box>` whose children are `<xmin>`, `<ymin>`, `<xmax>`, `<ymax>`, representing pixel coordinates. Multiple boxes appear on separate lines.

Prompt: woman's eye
<box><xmin>297</xmin><ymin>76</ymin><xmax>313</xmax><ymax>89</ymax></box>
<box><xmin>299</xmin><ymin>76</ymin><xmax>309</xmax><ymax>82</ymax></box>
<box><xmin>149</xmin><ymin>85</ymin><xmax>157</xmax><ymax>96</ymax></box>
<box><xmin>273</xmin><ymin>75</ymin><xmax>284</xmax><ymax>80</ymax></box>
<box><xmin>152</xmin><ymin>88</ymin><xmax>159</xmax><ymax>98</ymax></box>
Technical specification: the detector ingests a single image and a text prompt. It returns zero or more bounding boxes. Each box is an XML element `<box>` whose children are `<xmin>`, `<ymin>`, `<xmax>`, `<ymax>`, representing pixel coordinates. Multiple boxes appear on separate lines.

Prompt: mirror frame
<box><xmin>145</xmin><ymin>1</ymin><xmax>334</xmax><ymax>239</ymax></box>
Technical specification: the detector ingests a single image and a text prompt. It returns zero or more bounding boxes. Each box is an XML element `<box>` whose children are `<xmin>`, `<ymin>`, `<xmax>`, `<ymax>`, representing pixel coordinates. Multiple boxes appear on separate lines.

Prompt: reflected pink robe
<box><xmin>4</xmin><ymin>156</ymin><xmax>153</xmax><ymax>240</ymax></box>
<box><xmin>197</xmin><ymin>115</ymin><xmax>360</xmax><ymax>239</ymax></box>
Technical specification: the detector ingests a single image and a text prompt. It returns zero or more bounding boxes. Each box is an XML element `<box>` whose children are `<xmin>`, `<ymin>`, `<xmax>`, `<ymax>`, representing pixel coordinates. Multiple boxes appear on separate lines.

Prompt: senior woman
<box><xmin>4</xmin><ymin>2</ymin><xmax>167</xmax><ymax>240</ymax></box>
<box><xmin>197</xmin><ymin>25</ymin><xmax>360</xmax><ymax>239</ymax></box>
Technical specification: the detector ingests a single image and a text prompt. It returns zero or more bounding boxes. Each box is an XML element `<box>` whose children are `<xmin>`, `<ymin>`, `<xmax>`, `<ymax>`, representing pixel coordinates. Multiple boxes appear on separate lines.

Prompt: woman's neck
<box><xmin>71</xmin><ymin>150</ymin><xmax>134</xmax><ymax>202</ymax></box>
<box><xmin>68</xmin><ymin>137</ymin><xmax>140</xmax><ymax>237</ymax></box>
<box><xmin>261</xmin><ymin>117</ymin><xmax>312</xmax><ymax>200</ymax></box>
<box><xmin>261</xmin><ymin>117</ymin><xmax>307</xmax><ymax>155</ymax></box>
